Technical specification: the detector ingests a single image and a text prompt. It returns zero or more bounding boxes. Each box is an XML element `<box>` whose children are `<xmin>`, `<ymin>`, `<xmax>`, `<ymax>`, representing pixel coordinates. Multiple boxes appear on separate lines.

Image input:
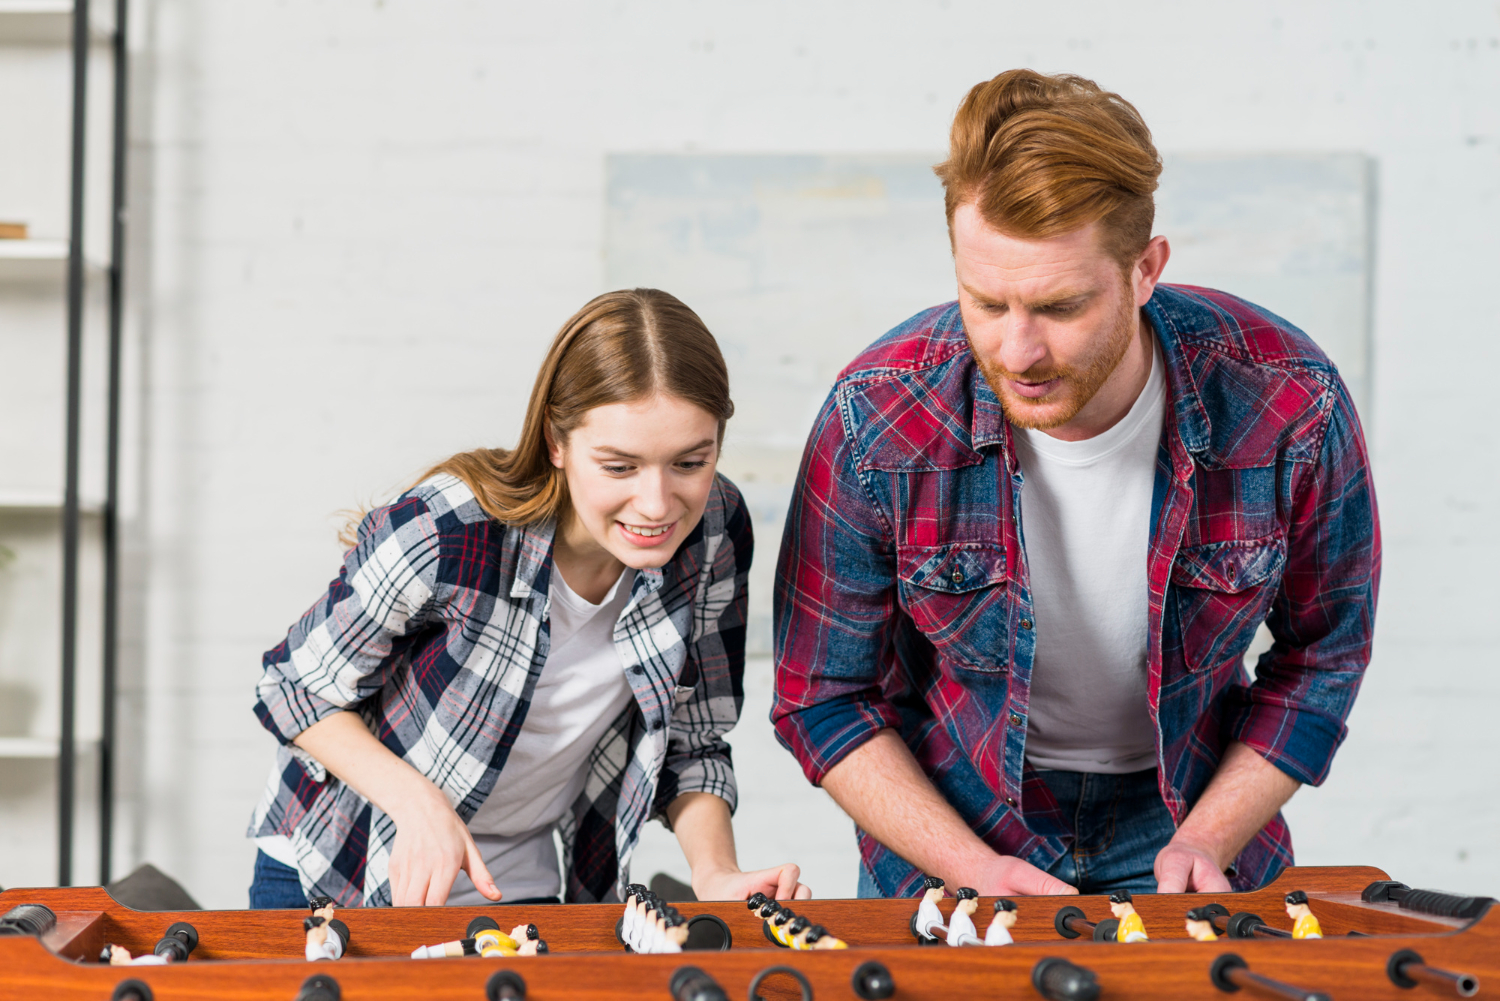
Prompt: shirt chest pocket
<box><xmin>1166</xmin><ymin>535</ymin><xmax>1286</xmax><ymax>674</ymax></box>
<box><xmin>896</xmin><ymin>543</ymin><xmax>1010</xmax><ymax>673</ymax></box>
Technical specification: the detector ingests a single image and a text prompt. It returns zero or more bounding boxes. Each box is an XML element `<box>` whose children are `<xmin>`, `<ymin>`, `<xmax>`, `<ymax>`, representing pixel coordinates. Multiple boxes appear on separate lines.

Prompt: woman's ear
<box><xmin>544</xmin><ymin>424</ymin><xmax>566</xmax><ymax>469</ymax></box>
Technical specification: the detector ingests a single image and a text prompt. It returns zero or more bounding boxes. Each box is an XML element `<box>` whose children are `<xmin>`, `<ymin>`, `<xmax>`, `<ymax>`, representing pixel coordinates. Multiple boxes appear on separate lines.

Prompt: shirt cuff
<box><xmin>254</xmin><ymin>681</ymin><xmax>343</xmax><ymax>747</ymax></box>
<box><xmin>772</xmin><ymin>693</ymin><xmax>902</xmax><ymax>787</ymax></box>
<box><xmin>1222</xmin><ymin>684</ymin><xmax>1349</xmax><ymax>787</ymax></box>
<box><xmin>653</xmin><ymin>755</ymin><xmax>738</xmax><ymax>829</ymax></box>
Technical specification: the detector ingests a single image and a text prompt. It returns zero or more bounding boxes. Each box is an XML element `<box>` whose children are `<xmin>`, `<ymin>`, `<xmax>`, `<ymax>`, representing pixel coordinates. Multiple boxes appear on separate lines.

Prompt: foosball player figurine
<box><xmin>512</xmin><ymin>923</ymin><xmax>549</xmax><ymax>956</ymax></box>
<box><xmin>1108</xmin><ymin>890</ymin><xmax>1149</xmax><ymax>943</ymax></box>
<box><xmin>474</xmin><ymin>926</ymin><xmax>519</xmax><ymax>958</ymax></box>
<box><xmin>770</xmin><ymin>907</ymin><xmax>797</xmax><ymax>947</ymax></box>
<box><xmin>985</xmin><ymin>899</ymin><xmax>1018</xmax><ymax>946</ymax></box>
<box><xmin>914</xmin><ymin>875</ymin><xmax>948</xmax><ymax>942</ymax></box>
<box><xmin>622</xmin><ymin>884</ymin><xmax>648</xmax><ymax>950</ymax></box>
<box><xmin>304</xmin><ymin>897</ymin><xmax>347</xmax><ymax>962</ymax></box>
<box><xmin>1285</xmin><ymin>890</ymin><xmax>1323</xmax><ymax>939</ymax></box>
<box><xmin>1184</xmin><ymin>907</ymin><xmax>1219</xmax><ymax>942</ymax></box>
<box><xmin>660</xmin><ymin>911</ymin><xmax>689</xmax><ymax>954</ymax></box>
<box><xmin>786</xmin><ymin>916</ymin><xmax>813</xmax><ymax>950</ymax></box>
<box><xmin>947</xmin><ymin>887</ymin><xmax>983</xmax><ymax>946</ymax></box>
<box><xmin>803</xmin><ymin>925</ymin><xmax>848</xmax><ymax>950</ymax></box>
<box><xmin>100</xmin><ymin>945</ymin><xmax>168</xmax><ymax>967</ymax></box>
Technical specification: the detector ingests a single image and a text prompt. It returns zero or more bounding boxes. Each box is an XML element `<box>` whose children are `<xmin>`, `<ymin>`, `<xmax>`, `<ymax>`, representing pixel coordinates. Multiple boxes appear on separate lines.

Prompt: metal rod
<box><xmin>58</xmin><ymin>0</ymin><xmax>92</xmax><ymax>890</ymax></box>
<box><xmin>1404</xmin><ymin>961</ymin><xmax>1480</xmax><ymax>998</ymax></box>
<box><xmin>1225</xmin><ymin>966</ymin><xmax>1330</xmax><ymax>1001</ymax></box>
<box><xmin>99</xmin><ymin>0</ymin><xmax>130</xmax><ymax>889</ymax></box>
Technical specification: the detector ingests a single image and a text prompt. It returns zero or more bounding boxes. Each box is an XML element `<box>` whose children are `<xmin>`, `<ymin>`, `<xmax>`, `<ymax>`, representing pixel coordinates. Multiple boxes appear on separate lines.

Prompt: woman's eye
<box><xmin>602</xmin><ymin>464</ymin><xmax>631</xmax><ymax>475</ymax></box>
<box><xmin>677</xmin><ymin>460</ymin><xmax>710</xmax><ymax>471</ymax></box>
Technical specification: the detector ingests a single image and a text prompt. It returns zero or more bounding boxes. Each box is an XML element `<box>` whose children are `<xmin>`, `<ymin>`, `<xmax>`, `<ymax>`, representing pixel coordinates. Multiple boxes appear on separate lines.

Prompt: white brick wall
<box><xmin>89</xmin><ymin>0</ymin><xmax>1500</xmax><ymax>905</ymax></box>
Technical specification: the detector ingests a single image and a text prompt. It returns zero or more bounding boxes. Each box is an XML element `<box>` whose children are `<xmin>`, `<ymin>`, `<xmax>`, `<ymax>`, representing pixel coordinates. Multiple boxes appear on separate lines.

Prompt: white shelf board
<box><xmin>0</xmin><ymin>488</ymin><xmax>104</xmax><ymax>514</ymax></box>
<box><xmin>0</xmin><ymin>736</ymin><xmax>100</xmax><ymax>758</ymax></box>
<box><xmin>0</xmin><ymin>239</ymin><xmax>107</xmax><ymax>282</ymax></box>
<box><xmin>0</xmin><ymin>736</ymin><xmax>60</xmax><ymax>758</ymax></box>
<box><xmin>0</xmin><ymin>2</ymin><xmax>114</xmax><ymax>44</ymax></box>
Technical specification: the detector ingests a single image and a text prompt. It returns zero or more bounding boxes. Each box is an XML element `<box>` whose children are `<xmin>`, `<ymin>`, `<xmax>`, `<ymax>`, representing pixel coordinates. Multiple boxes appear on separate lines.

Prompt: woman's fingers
<box><xmin>463</xmin><ymin>831</ymin><xmax>503</xmax><ymax>902</ymax></box>
<box><xmin>793</xmin><ymin>882</ymin><xmax>813</xmax><ymax>900</ymax></box>
<box><xmin>774</xmin><ymin>863</ymin><xmax>802</xmax><ymax>901</ymax></box>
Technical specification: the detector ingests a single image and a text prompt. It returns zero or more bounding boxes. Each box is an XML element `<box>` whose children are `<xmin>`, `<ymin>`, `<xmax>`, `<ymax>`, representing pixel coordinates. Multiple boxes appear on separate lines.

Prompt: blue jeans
<box><xmin>856</xmin><ymin>768</ymin><xmax>1175</xmax><ymax>897</ymax></box>
<box><xmin>248</xmin><ymin>849</ymin><xmax>565</xmax><ymax>908</ymax></box>
<box><xmin>249</xmin><ymin>850</ymin><xmax>309</xmax><ymax>909</ymax></box>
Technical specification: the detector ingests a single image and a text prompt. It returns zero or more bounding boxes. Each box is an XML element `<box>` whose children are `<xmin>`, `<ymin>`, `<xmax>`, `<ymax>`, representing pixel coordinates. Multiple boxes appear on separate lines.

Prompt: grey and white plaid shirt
<box><xmin>248</xmin><ymin>472</ymin><xmax>749</xmax><ymax>906</ymax></box>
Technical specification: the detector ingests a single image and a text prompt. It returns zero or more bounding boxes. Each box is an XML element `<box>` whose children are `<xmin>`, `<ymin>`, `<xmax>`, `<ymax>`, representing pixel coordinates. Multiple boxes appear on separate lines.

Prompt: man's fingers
<box><xmin>1154</xmin><ymin>851</ymin><xmax>1191</xmax><ymax>894</ymax></box>
<box><xmin>1188</xmin><ymin>860</ymin><xmax>1231</xmax><ymax>894</ymax></box>
<box><xmin>1008</xmin><ymin>861</ymin><xmax>1077</xmax><ymax>896</ymax></box>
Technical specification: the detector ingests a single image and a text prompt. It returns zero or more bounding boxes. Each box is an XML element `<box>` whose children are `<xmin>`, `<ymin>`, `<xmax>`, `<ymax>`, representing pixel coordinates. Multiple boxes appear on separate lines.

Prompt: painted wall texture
<box><xmin>4</xmin><ymin>1</ymin><xmax>1493</xmax><ymax>905</ymax></box>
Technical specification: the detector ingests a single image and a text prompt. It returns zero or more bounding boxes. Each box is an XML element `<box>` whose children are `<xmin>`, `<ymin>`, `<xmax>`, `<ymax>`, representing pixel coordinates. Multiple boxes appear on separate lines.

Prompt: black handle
<box><xmin>670</xmin><ymin>965</ymin><xmax>728</xmax><ymax>1001</ymax></box>
<box><xmin>851</xmin><ymin>960</ymin><xmax>895</xmax><ymax>1000</ymax></box>
<box><xmin>111</xmin><ymin>979</ymin><xmax>154</xmax><ymax>1001</ymax></box>
<box><xmin>293</xmin><ymin>973</ymin><xmax>341</xmax><ymax>1001</ymax></box>
<box><xmin>152</xmin><ymin>921</ymin><xmax>199</xmax><ymax>962</ymax></box>
<box><xmin>0</xmin><ymin>904</ymin><xmax>57</xmax><ymax>937</ymax></box>
<box><xmin>485</xmin><ymin>970</ymin><xmax>527</xmax><ymax>1001</ymax></box>
<box><xmin>1032</xmin><ymin>957</ymin><xmax>1101</xmax><ymax>1001</ymax></box>
<box><xmin>1362</xmin><ymin>881</ymin><xmax>1495</xmax><ymax>921</ymax></box>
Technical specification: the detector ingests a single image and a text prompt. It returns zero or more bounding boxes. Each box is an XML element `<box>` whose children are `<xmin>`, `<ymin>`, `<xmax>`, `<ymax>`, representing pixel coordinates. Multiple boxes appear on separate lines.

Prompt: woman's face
<box><xmin>549</xmin><ymin>393</ymin><xmax>721</xmax><ymax>570</ymax></box>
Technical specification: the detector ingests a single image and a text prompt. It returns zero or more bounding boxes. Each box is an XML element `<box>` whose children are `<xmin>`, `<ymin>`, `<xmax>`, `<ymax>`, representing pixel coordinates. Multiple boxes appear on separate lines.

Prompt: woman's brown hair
<box><xmin>933</xmin><ymin>69</ymin><xmax>1162</xmax><ymax>267</ymax></box>
<box><xmin>342</xmin><ymin>289</ymin><xmax>733</xmax><ymax>545</ymax></box>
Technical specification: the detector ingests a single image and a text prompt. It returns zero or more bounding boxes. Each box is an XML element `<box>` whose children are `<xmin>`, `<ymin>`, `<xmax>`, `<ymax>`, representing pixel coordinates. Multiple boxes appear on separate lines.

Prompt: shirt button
<box><xmin>631</xmin><ymin>665</ymin><xmax>647</xmax><ymax>675</ymax></box>
<box><xmin>1020</xmin><ymin>618</ymin><xmax>1033</xmax><ymax>630</ymax></box>
<box><xmin>1006</xmin><ymin>796</ymin><xmax>1017</xmax><ymax>807</ymax></box>
<box><xmin>650</xmin><ymin>719</ymin><xmax>663</xmax><ymax>732</ymax></box>
<box><xmin>951</xmin><ymin>569</ymin><xmax>964</xmax><ymax>583</ymax></box>
<box><xmin>1009</xmin><ymin>713</ymin><xmax>1023</xmax><ymax>727</ymax></box>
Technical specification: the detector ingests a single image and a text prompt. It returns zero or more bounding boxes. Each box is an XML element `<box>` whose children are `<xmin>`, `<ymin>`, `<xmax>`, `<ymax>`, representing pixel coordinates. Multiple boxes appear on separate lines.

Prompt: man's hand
<box><xmin>973</xmin><ymin>854</ymin><xmax>1078</xmax><ymax>897</ymax></box>
<box><xmin>1153</xmin><ymin>741</ymin><xmax>1300</xmax><ymax>894</ymax></box>
<box><xmin>821</xmin><ymin>730</ymin><xmax>1078</xmax><ymax>895</ymax></box>
<box><xmin>1153</xmin><ymin>838</ymin><xmax>1232</xmax><ymax>894</ymax></box>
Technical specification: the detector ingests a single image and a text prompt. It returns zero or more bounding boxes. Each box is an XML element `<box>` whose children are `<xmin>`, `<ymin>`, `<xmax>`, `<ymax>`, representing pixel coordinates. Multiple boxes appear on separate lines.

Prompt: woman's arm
<box><xmin>665</xmin><ymin>792</ymin><xmax>810</xmax><ymax>901</ymax></box>
<box><xmin>293</xmin><ymin>712</ymin><xmax>501</xmax><ymax>906</ymax></box>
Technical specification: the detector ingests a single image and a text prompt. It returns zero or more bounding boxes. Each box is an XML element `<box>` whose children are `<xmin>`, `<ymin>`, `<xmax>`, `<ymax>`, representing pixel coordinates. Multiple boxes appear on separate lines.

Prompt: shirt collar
<box><xmin>508</xmin><ymin>517</ymin><xmax>665</xmax><ymax>601</ymax></box>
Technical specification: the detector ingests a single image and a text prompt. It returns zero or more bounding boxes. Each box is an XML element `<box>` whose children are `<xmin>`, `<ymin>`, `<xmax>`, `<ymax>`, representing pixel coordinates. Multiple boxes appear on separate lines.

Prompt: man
<box><xmin>772</xmin><ymin>69</ymin><xmax>1380</xmax><ymax>899</ymax></box>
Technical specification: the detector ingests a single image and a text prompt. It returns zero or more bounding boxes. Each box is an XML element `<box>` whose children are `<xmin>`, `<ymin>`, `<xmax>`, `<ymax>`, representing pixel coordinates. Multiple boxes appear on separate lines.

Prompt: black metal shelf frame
<box><xmin>57</xmin><ymin>0</ymin><xmax>129</xmax><ymax>887</ymax></box>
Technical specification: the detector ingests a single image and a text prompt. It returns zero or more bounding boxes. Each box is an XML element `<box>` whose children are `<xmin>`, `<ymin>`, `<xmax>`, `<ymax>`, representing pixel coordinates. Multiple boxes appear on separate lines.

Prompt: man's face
<box><xmin>952</xmin><ymin>204</ymin><xmax>1156</xmax><ymax>432</ymax></box>
<box><xmin>1109</xmin><ymin>900</ymin><xmax>1132</xmax><ymax>919</ymax></box>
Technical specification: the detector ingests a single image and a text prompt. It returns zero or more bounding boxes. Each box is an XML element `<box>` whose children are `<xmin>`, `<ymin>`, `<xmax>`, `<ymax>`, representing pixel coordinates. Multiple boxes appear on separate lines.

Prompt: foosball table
<box><xmin>0</xmin><ymin>866</ymin><xmax>1492</xmax><ymax>1000</ymax></box>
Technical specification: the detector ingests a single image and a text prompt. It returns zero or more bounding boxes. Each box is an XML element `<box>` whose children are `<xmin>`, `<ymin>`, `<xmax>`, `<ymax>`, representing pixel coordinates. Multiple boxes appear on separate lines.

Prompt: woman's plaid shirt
<box><xmin>772</xmin><ymin>284</ymin><xmax>1381</xmax><ymax>895</ymax></box>
<box><xmin>248</xmin><ymin>472</ymin><xmax>750</xmax><ymax>906</ymax></box>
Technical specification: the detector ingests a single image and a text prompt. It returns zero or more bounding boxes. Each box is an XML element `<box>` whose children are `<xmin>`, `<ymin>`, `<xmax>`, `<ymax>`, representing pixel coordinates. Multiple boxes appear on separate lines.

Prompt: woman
<box><xmin>247</xmin><ymin>289</ymin><xmax>810</xmax><ymax>907</ymax></box>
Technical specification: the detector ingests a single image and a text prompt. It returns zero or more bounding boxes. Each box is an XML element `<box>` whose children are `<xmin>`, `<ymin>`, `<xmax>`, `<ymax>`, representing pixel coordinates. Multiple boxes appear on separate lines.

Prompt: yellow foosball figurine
<box><xmin>1184</xmin><ymin>907</ymin><xmax>1219</xmax><ymax>942</ymax></box>
<box><xmin>1285</xmin><ymin>890</ymin><xmax>1323</xmax><ymax>939</ymax></box>
<box><xmin>803</xmin><ymin>925</ymin><xmax>847</xmax><ymax>949</ymax></box>
<box><xmin>1109</xmin><ymin>890</ymin><xmax>1149</xmax><ymax>943</ymax></box>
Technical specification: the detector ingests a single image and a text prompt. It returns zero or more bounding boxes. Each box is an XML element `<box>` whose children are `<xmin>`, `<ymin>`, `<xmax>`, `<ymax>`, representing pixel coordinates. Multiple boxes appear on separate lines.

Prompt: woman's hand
<box><xmin>292</xmin><ymin>711</ymin><xmax>501</xmax><ymax>906</ymax></box>
<box><xmin>692</xmin><ymin>862</ymin><xmax>812</xmax><ymax>902</ymax></box>
<box><xmin>387</xmin><ymin>782</ymin><xmax>503</xmax><ymax>906</ymax></box>
<box><xmin>666</xmin><ymin>791</ymin><xmax>813</xmax><ymax>902</ymax></box>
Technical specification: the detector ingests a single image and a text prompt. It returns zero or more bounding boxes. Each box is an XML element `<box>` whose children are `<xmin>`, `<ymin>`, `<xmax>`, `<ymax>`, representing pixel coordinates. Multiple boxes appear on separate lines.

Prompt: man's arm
<box><xmin>821</xmin><ymin>729</ymin><xmax>1076</xmax><ymax>896</ymax></box>
<box><xmin>1154</xmin><ymin>740</ymin><xmax>1300</xmax><ymax>892</ymax></box>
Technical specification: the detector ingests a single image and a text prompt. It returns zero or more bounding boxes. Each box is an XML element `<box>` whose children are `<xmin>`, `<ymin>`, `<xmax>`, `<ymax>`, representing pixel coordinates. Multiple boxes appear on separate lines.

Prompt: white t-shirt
<box><xmin>446</xmin><ymin>565</ymin><xmax>637</xmax><ymax>903</ymax></box>
<box><xmin>1012</xmin><ymin>339</ymin><xmax>1165</xmax><ymax>774</ymax></box>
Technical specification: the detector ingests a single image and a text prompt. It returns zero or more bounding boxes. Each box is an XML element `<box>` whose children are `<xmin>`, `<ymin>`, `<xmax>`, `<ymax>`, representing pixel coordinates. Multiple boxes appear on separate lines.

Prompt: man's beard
<box><xmin>973</xmin><ymin>298</ymin><xmax>1138</xmax><ymax>431</ymax></box>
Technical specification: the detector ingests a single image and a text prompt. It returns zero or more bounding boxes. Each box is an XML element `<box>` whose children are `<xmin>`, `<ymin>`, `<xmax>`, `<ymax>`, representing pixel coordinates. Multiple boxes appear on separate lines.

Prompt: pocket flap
<box><xmin>1171</xmin><ymin>536</ymin><xmax>1285</xmax><ymax>594</ymax></box>
<box><xmin>898</xmin><ymin>543</ymin><xmax>1008</xmax><ymax>594</ymax></box>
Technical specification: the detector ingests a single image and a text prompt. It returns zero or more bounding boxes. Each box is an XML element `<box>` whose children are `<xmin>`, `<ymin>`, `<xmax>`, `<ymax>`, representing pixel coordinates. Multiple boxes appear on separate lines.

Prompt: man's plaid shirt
<box><xmin>249</xmin><ymin>472</ymin><xmax>750</xmax><ymax>906</ymax></box>
<box><xmin>773</xmin><ymin>284</ymin><xmax>1380</xmax><ymax>895</ymax></box>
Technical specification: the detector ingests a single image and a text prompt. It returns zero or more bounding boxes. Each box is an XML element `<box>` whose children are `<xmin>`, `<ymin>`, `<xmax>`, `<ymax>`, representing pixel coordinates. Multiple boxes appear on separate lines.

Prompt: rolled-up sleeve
<box><xmin>772</xmin><ymin>389</ymin><xmax>903</xmax><ymax>786</ymax></box>
<box><xmin>254</xmin><ymin>496</ymin><xmax>443</xmax><ymax>746</ymax></box>
<box><xmin>653</xmin><ymin>478</ymin><xmax>752</xmax><ymax>820</ymax></box>
<box><xmin>1225</xmin><ymin>380</ymin><xmax>1381</xmax><ymax>785</ymax></box>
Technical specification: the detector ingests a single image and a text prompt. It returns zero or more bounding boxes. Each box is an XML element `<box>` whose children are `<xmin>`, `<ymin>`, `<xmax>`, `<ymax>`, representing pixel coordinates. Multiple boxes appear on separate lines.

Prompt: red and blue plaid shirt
<box><xmin>772</xmin><ymin>284</ymin><xmax>1380</xmax><ymax>894</ymax></box>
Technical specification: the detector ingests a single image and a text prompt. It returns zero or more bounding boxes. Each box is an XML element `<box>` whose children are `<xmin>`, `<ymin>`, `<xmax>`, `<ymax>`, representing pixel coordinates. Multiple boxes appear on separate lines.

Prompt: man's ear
<box><xmin>1132</xmin><ymin>234</ymin><xmax>1171</xmax><ymax>306</ymax></box>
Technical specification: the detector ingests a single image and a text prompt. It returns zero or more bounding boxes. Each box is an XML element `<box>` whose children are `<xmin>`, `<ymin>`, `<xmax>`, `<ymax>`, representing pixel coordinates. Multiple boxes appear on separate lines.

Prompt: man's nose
<box><xmin>999</xmin><ymin>312</ymin><xmax>1049</xmax><ymax>375</ymax></box>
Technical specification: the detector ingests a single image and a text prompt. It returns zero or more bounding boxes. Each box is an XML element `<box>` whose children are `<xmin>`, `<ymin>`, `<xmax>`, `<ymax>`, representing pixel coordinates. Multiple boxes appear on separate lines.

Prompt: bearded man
<box><xmin>772</xmin><ymin>69</ymin><xmax>1380</xmax><ymax>898</ymax></box>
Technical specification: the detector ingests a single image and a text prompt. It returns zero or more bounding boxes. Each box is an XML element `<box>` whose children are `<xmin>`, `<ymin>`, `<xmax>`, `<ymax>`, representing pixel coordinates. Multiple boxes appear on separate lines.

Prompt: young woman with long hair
<box><xmin>247</xmin><ymin>289</ymin><xmax>810</xmax><ymax>907</ymax></box>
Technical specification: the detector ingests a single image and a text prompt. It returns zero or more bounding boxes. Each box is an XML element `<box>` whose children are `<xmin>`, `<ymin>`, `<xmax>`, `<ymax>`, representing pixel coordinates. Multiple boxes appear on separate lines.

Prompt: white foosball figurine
<box><xmin>914</xmin><ymin>875</ymin><xmax>948</xmax><ymax>941</ymax></box>
<box><xmin>304</xmin><ymin>898</ymin><xmax>346</xmax><ymax>961</ymax></box>
<box><xmin>946</xmin><ymin>887</ymin><xmax>983</xmax><ymax>946</ymax></box>
<box><xmin>101</xmin><ymin>945</ymin><xmax>168</xmax><ymax>966</ymax></box>
<box><xmin>659</xmin><ymin>910</ymin><xmax>689</xmax><ymax>954</ymax></box>
<box><xmin>621</xmin><ymin>883</ymin><xmax>647</xmax><ymax>952</ymax></box>
<box><xmin>984</xmin><ymin>899</ymin><xmax>1017</xmax><ymax>945</ymax></box>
